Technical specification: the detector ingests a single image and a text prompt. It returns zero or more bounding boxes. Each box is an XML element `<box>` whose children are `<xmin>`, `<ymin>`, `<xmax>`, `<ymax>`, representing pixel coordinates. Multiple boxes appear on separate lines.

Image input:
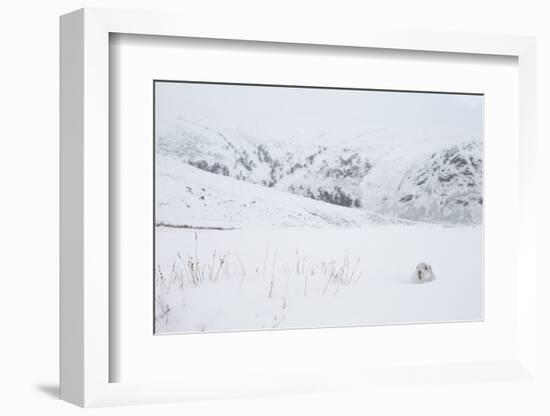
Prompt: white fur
<box><xmin>411</xmin><ymin>262</ymin><xmax>436</xmax><ymax>284</ymax></box>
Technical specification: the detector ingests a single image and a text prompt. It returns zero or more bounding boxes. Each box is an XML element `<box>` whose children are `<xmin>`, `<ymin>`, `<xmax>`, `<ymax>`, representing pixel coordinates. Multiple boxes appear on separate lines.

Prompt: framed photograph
<box><xmin>153</xmin><ymin>81</ymin><xmax>484</xmax><ymax>335</ymax></box>
<box><xmin>60</xmin><ymin>8</ymin><xmax>539</xmax><ymax>407</ymax></box>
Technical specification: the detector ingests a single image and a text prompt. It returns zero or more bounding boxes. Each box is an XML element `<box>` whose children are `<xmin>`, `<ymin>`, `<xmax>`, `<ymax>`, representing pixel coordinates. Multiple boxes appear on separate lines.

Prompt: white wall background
<box><xmin>0</xmin><ymin>0</ymin><xmax>548</xmax><ymax>414</ymax></box>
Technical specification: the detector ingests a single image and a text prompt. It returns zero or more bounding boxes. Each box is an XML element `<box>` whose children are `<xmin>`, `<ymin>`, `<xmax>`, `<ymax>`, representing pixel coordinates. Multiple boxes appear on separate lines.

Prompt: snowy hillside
<box><xmin>364</xmin><ymin>142</ymin><xmax>483</xmax><ymax>224</ymax></box>
<box><xmin>156</xmin><ymin>154</ymin><xmax>405</xmax><ymax>229</ymax></box>
<box><xmin>157</xmin><ymin>120</ymin><xmax>483</xmax><ymax>224</ymax></box>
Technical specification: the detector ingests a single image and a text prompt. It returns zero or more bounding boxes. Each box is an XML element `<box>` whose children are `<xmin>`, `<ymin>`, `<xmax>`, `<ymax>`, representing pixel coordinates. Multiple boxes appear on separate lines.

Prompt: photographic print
<box><xmin>154</xmin><ymin>81</ymin><xmax>483</xmax><ymax>334</ymax></box>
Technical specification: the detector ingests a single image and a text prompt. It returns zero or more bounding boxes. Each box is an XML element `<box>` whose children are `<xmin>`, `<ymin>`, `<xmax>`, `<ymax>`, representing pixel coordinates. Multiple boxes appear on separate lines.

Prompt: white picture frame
<box><xmin>60</xmin><ymin>7</ymin><xmax>538</xmax><ymax>407</ymax></box>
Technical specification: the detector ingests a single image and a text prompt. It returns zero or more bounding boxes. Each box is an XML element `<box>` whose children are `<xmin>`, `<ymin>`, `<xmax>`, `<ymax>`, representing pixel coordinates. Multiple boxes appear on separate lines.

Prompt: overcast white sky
<box><xmin>155</xmin><ymin>81</ymin><xmax>483</xmax><ymax>147</ymax></box>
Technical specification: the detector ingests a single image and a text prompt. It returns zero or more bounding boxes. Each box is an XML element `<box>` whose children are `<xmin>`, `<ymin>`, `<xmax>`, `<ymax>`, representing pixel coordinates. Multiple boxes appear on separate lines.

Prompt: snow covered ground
<box><xmin>155</xmin><ymin>224</ymin><xmax>483</xmax><ymax>334</ymax></box>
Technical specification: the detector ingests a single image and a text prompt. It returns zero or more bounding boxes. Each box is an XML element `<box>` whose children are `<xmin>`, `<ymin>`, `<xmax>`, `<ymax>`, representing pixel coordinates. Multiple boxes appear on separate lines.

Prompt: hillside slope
<box><xmin>156</xmin><ymin>155</ymin><xmax>406</xmax><ymax>229</ymax></box>
<box><xmin>361</xmin><ymin>142</ymin><xmax>483</xmax><ymax>223</ymax></box>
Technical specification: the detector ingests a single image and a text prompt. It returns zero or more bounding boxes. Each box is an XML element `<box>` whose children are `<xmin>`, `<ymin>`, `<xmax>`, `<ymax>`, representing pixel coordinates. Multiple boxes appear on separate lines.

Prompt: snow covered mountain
<box><xmin>157</xmin><ymin>120</ymin><xmax>483</xmax><ymax>225</ymax></box>
<box><xmin>365</xmin><ymin>142</ymin><xmax>483</xmax><ymax>224</ymax></box>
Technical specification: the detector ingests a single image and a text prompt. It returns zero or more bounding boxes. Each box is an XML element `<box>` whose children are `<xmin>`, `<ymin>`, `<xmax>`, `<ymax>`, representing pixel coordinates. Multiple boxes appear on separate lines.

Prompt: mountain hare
<box><xmin>412</xmin><ymin>263</ymin><xmax>435</xmax><ymax>283</ymax></box>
